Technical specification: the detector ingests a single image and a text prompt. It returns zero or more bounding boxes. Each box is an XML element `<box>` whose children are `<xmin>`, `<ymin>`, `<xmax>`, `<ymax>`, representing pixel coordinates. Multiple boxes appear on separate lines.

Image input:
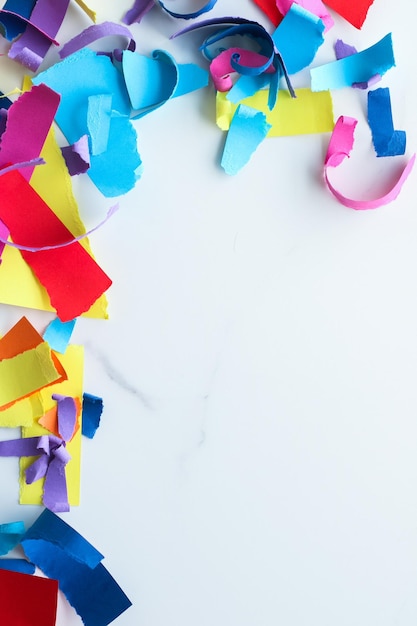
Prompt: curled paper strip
<box><xmin>324</xmin><ymin>115</ymin><xmax>415</xmax><ymax>210</ymax></box>
<box><xmin>0</xmin><ymin>434</ymin><xmax>71</xmax><ymax>512</ymax></box>
<box><xmin>158</xmin><ymin>0</ymin><xmax>217</xmax><ymax>19</ymax></box>
<box><xmin>59</xmin><ymin>21</ymin><xmax>135</xmax><ymax>59</ymax></box>
<box><xmin>123</xmin><ymin>0</ymin><xmax>155</xmax><ymax>24</ymax></box>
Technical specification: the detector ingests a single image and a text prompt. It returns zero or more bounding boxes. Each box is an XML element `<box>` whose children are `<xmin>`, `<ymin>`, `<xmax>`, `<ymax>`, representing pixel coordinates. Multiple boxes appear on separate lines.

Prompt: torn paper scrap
<box><xmin>0</xmin><ymin>113</ymin><xmax>109</xmax><ymax>319</ymax></box>
<box><xmin>324</xmin><ymin>115</ymin><xmax>415</xmax><ymax>209</ymax></box>
<box><xmin>0</xmin><ymin>558</ymin><xmax>36</xmax><ymax>575</ymax></box>
<box><xmin>275</xmin><ymin>0</ymin><xmax>333</xmax><ymax>32</ymax></box>
<box><xmin>221</xmin><ymin>104</ymin><xmax>271</xmax><ymax>175</ymax></box>
<box><xmin>368</xmin><ymin>87</ymin><xmax>406</xmax><ymax>157</ymax></box>
<box><xmin>8</xmin><ymin>0</ymin><xmax>71</xmax><ymax>71</ymax></box>
<box><xmin>311</xmin><ymin>33</ymin><xmax>395</xmax><ymax>91</ymax></box>
<box><xmin>21</xmin><ymin>509</ymin><xmax>132</xmax><ymax>626</ymax></box>
<box><xmin>323</xmin><ymin>0</ymin><xmax>375</xmax><ymax>29</ymax></box>
<box><xmin>0</xmin><ymin>434</ymin><xmax>71</xmax><ymax>513</ymax></box>
<box><xmin>0</xmin><ymin>568</ymin><xmax>58</xmax><ymax>626</ymax></box>
<box><xmin>217</xmin><ymin>88</ymin><xmax>333</xmax><ymax>136</ymax></box>
<box><xmin>33</xmin><ymin>48</ymin><xmax>142</xmax><ymax>197</ymax></box>
<box><xmin>0</xmin><ymin>83</ymin><xmax>60</xmax><ymax>182</ymax></box>
<box><xmin>82</xmin><ymin>393</ymin><xmax>103</xmax><ymax>439</ymax></box>
<box><xmin>0</xmin><ymin>521</ymin><xmax>25</xmax><ymax>555</ymax></box>
<box><xmin>0</xmin><ymin>169</ymin><xmax>112</xmax><ymax>321</ymax></box>
<box><xmin>20</xmin><ymin>345</ymin><xmax>83</xmax><ymax>508</ymax></box>
<box><xmin>43</xmin><ymin>318</ymin><xmax>76</xmax><ymax>354</ymax></box>
<box><xmin>272</xmin><ymin>4</ymin><xmax>325</xmax><ymax>74</ymax></box>
<box><xmin>61</xmin><ymin>135</ymin><xmax>90</xmax><ymax>175</ymax></box>
<box><xmin>334</xmin><ymin>39</ymin><xmax>381</xmax><ymax>88</ymax></box>
<box><xmin>0</xmin><ymin>0</ymin><xmax>37</xmax><ymax>41</ymax></box>
<box><xmin>123</xmin><ymin>0</ymin><xmax>155</xmax><ymax>24</ymax></box>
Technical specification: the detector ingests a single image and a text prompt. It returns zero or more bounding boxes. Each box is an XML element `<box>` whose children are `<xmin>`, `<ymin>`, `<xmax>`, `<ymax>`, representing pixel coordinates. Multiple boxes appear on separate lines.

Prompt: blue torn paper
<box><xmin>82</xmin><ymin>393</ymin><xmax>104</xmax><ymax>439</ymax></box>
<box><xmin>272</xmin><ymin>4</ymin><xmax>325</xmax><ymax>75</ymax></box>
<box><xmin>0</xmin><ymin>558</ymin><xmax>36</xmax><ymax>574</ymax></box>
<box><xmin>311</xmin><ymin>33</ymin><xmax>395</xmax><ymax>91</ymax></box>
<box><xmin>21</xmin><ymin>509</ymin><xmax>132</xmax><ymax>626</ymax></box>
<box><xmin>368</xmin><ymin>87</ymin><xmax>406</xmax><ymax>157</ymax></box>
<box><xmin>33</xmin><ymin>48</ymin><xmax>142</xmax><ymax>197</ymax></box>
<box><xmin>43</xmin><ymin>318</ymin><xmax>76</xmax><ymax>354</ymax></box>
<box><xmin>221</xmin><ymin>104</ymin><xmax>272</xmax><ymax>175</ymax></box>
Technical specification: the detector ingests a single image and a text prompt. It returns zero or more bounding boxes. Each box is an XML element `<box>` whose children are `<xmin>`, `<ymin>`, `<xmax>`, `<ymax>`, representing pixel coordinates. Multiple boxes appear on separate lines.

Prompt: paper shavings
<box><xmin>368</xmin><ymin>87</ymin><xmax>406</xmax><ymax>157</ymax></box>
<box><xmin>21</xmin><ymin>509</ymin><xmax>132</xmax><ymax>626</ymax></box>
<box><xmin>0</xmin><ymin>567</ymin><xmax>58</xmax><ymax>626</ymax></box>
<box><xmin>82</xmin><ymin>392</ymin><xmax>104</xmax><ymax>439</ymax></box>
<box><xmin>324</xmin><ymin>116</ymin><xmax>415</xmax><ymax>210</ymax></box>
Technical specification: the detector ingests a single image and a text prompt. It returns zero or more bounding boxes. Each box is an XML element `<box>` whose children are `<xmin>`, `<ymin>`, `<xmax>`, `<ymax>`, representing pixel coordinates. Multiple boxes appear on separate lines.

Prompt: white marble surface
<box><xmin>1</xmin><ymin>1</ymin><xmax>417</xmax><ymax>625</ymax></box>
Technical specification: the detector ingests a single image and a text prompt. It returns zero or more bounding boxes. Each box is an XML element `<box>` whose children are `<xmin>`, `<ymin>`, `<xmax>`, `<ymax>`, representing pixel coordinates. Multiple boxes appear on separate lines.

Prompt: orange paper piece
<box><xmin>0</xmin><ymin>170</ymin><xmax>112</xmax><ymax>321</ymax></box>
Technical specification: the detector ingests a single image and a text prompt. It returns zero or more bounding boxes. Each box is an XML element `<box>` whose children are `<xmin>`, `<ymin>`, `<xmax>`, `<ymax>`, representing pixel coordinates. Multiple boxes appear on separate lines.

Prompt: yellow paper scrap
<box><xmin>0</xmin><ymin>342</ymin><xmax>61</xmax><ymax>409</ymax></box>
<box><xmin>74</xmin><ymin>0</ymin><xmax>97</xmax><ymax>22</ymax></box>
<box><xmin>216</xmin><ymin>88</ymin><xmax>334</xmax><ymax>136</ymax></box>
<box><xmin>20</xmin><ymin>345</ymin><xmax>84</xmax><ymax>506</ymax></box>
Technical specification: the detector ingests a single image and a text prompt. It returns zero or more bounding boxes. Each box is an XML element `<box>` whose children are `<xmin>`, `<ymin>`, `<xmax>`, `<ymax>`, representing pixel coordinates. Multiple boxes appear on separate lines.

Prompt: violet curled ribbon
<box><xmin>0</xmin><ymin>434</ymin><xmax>71</xmax><ymax>512</ymax></box>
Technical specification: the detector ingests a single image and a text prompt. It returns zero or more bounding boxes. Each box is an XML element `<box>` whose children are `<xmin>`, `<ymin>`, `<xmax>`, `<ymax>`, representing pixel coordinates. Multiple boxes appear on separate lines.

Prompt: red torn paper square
<box><xmin>0</xmin><ymin>568</ymin><xmax>58</xmax><ymax>626</ymax></box>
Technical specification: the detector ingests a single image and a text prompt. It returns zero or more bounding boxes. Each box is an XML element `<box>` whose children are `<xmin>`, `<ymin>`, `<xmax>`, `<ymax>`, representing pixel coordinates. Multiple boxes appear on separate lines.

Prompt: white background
<box><xmin>1</xmin><ymin>1</ymin><xmax>417</xmax><ymax>625</ymax></box>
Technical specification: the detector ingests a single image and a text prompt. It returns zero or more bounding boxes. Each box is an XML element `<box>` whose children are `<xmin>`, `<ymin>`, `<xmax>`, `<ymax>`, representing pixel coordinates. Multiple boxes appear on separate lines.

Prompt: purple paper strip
<box><xmin>8</xmin><ymin>0</ymin><xmax>71</xmax><ymax>71</ymax></box>
<box><xmin>59</xmin><ymin>21</ymin><xmax>135</xmax><ymax>59</ymax></box>
<box><xmin>52</xmin><ymin>394</ymin><xmax>77</xmax><ymax>442</ymax></box>
<box><xmin>122</xmin><ymin>0</ymin><xmax>155</xmax><ymax>25</ymax></box>
<box><xmin>61</xmin><ymin>135</ymin><xmax>90</xmax><ymax>176</ymax></box>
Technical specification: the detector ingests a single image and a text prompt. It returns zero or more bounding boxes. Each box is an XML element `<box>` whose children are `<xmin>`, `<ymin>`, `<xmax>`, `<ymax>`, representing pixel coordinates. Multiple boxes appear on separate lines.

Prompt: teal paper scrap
<box><xmin>0</xmin><ymin>521</ymin><xmax>25</xmax><ymax>556</ymax></box>
<box><xmin>310</xmin><ymin>33</ymin><xmax>395</xmax><ymax>91</ymax></box>
<box><xmin>43</xmin><ymin>317</ymin><xmax>76</xmax><ymax>354</ymax></box>
<box><xmin>221</xmin><ymin>104</ymin><xmax>272</xmax><ymax>175</ymax></box>
<box><xmin>272</xmin><ymin>4</ymin><xmax>325</xmax><ymax>75</ymax></box>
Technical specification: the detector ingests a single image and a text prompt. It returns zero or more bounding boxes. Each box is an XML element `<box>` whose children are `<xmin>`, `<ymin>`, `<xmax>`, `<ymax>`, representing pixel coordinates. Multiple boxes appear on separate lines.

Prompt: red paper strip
<box><xmin>0</xmin><ymin>84</ymin><xmax>60</xmax><ymax>182</ymax></box>
<box><xmin>251</xmin><ymin>0</ymin><xmax>283</xmax><ymax>26</ymax></box>
<box><xmin>324</xmin><ymin>0</ymin><xmax>375</xmax><ymax>29</ymax></box>
<box><xmin>0</xmin><ymin>170</ymin><xmax>112</xmax><ymax>321</ymax></box>
<box><xmin>0</xmin><ymin>568</ymin><xmax>58</xmax><ymax>626</ymax></box>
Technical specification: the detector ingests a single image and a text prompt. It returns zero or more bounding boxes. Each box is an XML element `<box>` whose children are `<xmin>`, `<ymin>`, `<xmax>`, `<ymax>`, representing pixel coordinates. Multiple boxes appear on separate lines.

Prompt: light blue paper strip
<box><xmin>43</xmin><ymin>318</ymin><xmax>76</xmax><ymax>354</ymax></box>
<box><xmin>87</xmin><ymin>94</ymin><xmax>112</xmax><ymax>157</ymax></box>
<box><xmin>221</xmin><ymin>104</ymin><xmax>271</xmax><ymax>175</ymax></box>
<box><xmin>311</xmin><ymin>33</ymin><xmax>395</xmax><ymax>91</ymax></box>
<box><xmin>272</xmin><ymin>4</ymin><xmax>325</xmax><ymax>75</ymax></box>
<box><xmin>0</xmin><ymin>521</ymin><xmax>25</xmax><ymax>556</ymax></box>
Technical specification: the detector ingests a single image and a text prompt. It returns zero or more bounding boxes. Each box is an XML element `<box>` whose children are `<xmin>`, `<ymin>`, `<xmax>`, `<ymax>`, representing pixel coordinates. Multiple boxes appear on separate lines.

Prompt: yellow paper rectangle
<box><xmin>216</xmin><ymin>88</ymin><xmax>334</xmax><ymax>136</ymax></box>
<box><xmin>19</xmin><ymin>345</ymin><xmax>84</xmax><ymax>506</ymax></box>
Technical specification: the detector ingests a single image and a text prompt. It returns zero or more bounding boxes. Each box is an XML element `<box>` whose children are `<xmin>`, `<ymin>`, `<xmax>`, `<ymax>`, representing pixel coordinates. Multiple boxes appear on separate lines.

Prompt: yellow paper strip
<box><xmin>0</xmin><ymin>342</ymin><xmax>60</xmax><ymax>409</ymax></box>
<box><xmin>216</xmin><ymin>88</ymin><xmax>334</xmax><ymax>136</ymax></box>
<box><xmin>74</xmin><ymin>0</ymin><xmax>97</xmax><ymax>22</ymax></box>
<box><xmin>20</xmin><ymin>345</ymin><xmax>84</xmax><ymax>506</ymax></box>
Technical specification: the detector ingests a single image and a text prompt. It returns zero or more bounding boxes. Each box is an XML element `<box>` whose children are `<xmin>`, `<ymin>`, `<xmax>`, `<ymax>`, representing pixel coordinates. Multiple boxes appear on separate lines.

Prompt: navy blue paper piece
<box><xmin>22</xmin><ymin>509</ymin><xmax>132</xmax><ymax>626</ymax></box>
<box><xmin>368</xmin><ymin>87</ymin><xmax>406</xmax><ymax>157</ymax></box>
<box><xmin>0</xmin><ymin>0</ymin><xmax>37</xmax><ymax>41</ymax></box>
<box><xmin>82</xmin><ymin>392</ymin><xmax>104</xmax><ymax>439</ymax></box>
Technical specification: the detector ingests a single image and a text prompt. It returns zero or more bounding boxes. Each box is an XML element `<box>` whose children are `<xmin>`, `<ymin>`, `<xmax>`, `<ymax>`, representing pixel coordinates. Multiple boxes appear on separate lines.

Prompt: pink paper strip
<box><xmin>324</xmin><ymin>116</ymin><xmax>416</xmax><ymax>210</ymax></box>
<box><xmin>0</xmin><ymin>84</ymin><xmax>60</xmax><ymax>181</ymax></box>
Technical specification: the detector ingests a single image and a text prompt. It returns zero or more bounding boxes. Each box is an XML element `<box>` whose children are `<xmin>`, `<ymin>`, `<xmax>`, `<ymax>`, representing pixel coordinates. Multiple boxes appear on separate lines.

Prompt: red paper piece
<box><xmin>324</xmin><ymin>0</ymin><xmax>375</xmax><ymax>29</ymax></box>
<box><xmin>0</xmin><ymin>170</ymin><xmax>112</xmax><ymax>321</ymax></box>
<box><xmin>0</xmin><ymin>568</ymin><xmax>58</xmax><ymax>626</ymax></box>
<box><xmin>252</xmin><ymin>0</ymin><xmax>283</xmax><ymax>26</ymax></box>
<box><xmin>0</xmin><ymin>84</ymin><xmax>60</xmax><ymax>181</ymax></box>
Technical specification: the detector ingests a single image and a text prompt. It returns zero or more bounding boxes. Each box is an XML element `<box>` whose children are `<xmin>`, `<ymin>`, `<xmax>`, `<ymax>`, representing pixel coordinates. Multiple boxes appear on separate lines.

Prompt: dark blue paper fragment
<box><xmin>0</xmin><ymin>558</ymin><xmax>36</xmax><ymax>574</ymax></box>
<box><xmin>82</xmin><ymin>392</ymin><xmax>104</xmax><ymax>439</ymax></box>
<box><xmin>368</xmin><ymin>87</ymin><xmax>406</xmax><ymax>157</ymax></box>
<box><xmin>21</xmin><ymin>510</ymin><xmax>132</xmax><ymax>626</ymax></box>
<box><xmin>0</xmin><ymin>0</ymin><xmax>36</xmax><ymax>41</ymax></box>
